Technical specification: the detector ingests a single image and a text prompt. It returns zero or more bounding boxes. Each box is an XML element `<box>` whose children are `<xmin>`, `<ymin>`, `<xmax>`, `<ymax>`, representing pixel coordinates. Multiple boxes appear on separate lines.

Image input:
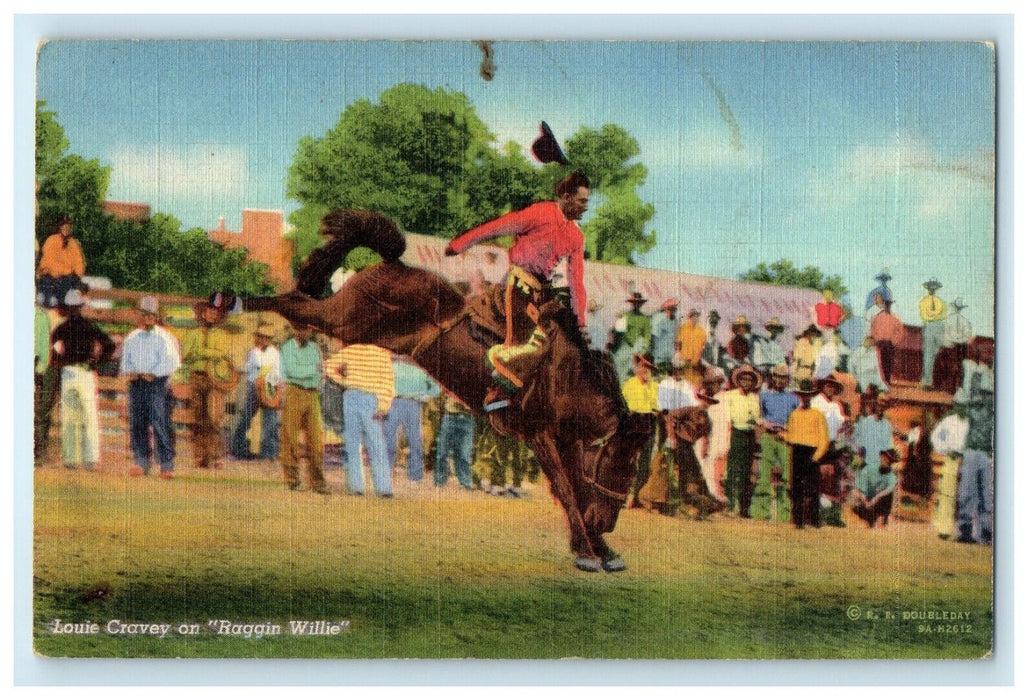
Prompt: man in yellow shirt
<box><xmin>918</xmin><ymin>278</ymin><xmax>948</xmax><ymax>388</ymax></box>
<box><xmin>182</xmin><ymin>292</ymin><xmax>239</xmax><ymax>469</ymax></box>
<box><xmin>783</xmin><ymin>380</ymin><xmax>831</xmax><ymax>528</ymax></box>
<box><xmin>721</xmin><ymin>365</ymin><xmax>762</xmax><ymax>517</ymax></box>
<box><xmin>36</xmin><ymin>215</ymin><xmax>86</xmax><ymax>308</ymax></box>
<box><xmin>622</xmin><ymin>353</ymin><xmax>659</xmax><ymax>509</ymax></box>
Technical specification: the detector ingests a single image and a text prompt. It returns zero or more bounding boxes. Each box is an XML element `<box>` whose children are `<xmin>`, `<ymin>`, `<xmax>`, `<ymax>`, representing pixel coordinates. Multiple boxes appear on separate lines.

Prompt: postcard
<box><xmin>28</xmin><ymin>36</ymin><xmax>997</xmax><ymax>666</ymax></box>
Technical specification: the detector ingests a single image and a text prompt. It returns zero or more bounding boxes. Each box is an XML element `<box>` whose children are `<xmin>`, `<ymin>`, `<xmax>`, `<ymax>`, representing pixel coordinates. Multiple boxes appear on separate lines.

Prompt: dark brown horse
<box><xmin>243</xmin><ymin>210</ymin><xmax>654</xmax><ymax>572</ymax></box>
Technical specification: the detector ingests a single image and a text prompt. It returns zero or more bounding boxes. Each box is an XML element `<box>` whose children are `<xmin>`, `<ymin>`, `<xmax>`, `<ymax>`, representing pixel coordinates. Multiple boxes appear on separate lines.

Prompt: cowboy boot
<box><xmin>485</xmin><ymin>326</ymin><xmax>548</xmax><ymax>394</ymax></box>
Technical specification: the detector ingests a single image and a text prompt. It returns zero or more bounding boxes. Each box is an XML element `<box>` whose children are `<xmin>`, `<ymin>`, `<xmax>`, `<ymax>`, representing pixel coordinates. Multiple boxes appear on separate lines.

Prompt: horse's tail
<box><xmin>296</xmin><ymin>209</ymin><xmax>407</xmax><ymax>297</ymax></box>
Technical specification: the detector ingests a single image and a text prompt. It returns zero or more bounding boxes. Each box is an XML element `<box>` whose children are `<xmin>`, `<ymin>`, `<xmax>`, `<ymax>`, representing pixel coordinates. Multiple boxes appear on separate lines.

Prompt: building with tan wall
<box><xmin>208</xmin><ymin>210</ymin><xmax>295</xmax><ymax>292</ymax></box>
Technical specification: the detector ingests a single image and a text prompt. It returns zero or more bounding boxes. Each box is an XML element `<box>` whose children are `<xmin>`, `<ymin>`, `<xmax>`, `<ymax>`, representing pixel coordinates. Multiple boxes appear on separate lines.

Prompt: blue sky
<box><xmin>35</xmin><ymin>38</ymin><xmax>996</xmax><ymax>335</ymax></box>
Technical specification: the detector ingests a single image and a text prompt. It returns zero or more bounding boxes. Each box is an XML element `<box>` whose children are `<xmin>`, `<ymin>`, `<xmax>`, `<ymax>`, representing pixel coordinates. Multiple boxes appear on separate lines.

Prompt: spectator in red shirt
<box><xmin>814</xmin><ymin>288</ymin><xmax>845</xmax><ymax>332</ymax></box>
<box><xmin>445</xmin><ymin>171</ymin><xmax>591</xmax><ymax>401</ymax></box>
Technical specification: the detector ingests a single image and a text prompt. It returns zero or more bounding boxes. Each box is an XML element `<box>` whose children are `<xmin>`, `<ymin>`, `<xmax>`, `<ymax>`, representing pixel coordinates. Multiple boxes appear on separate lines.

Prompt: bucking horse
<box><xmin>241</xmin><ymin>209</ymin><xmax>654</xmax><ymax>572</ymax></box>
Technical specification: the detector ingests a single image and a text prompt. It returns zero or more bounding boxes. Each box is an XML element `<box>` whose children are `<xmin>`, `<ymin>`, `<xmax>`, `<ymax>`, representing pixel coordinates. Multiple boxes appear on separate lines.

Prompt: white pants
<box><xmin>60</xmin><ymin>365</ymin><xmax>100</xmax><ymax>465</ymax></box>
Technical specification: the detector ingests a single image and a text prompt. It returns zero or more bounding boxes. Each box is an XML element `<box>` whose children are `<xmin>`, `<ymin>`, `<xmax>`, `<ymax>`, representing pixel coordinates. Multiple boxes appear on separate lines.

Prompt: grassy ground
<box><xmin>33</xmin><ymin>458</ymin><xmax>993</xmax><ymax>659</ymax></box>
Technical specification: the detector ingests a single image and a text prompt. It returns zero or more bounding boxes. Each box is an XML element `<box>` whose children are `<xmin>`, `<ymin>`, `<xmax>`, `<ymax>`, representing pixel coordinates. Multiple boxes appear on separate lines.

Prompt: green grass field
<box><xmin>33</xmin><ymin>461</ymin><xmax>993</xmax><ymax>659</ymax></box>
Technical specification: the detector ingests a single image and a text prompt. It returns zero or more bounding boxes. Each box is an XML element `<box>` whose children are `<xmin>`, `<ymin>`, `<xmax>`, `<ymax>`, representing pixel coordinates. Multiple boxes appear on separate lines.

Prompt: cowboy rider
<box><xmin>444</xmin><ymin>170</ymin><xmax>591</xmax><ymax>398</ymax></box>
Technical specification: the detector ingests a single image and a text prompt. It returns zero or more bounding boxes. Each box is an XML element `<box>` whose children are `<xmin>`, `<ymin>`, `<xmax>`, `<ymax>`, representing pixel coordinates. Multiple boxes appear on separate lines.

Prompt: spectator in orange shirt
<box><xmin>37</xmin><ymin>215</ymin><xmax>86</xmax><ymax>308</ymax></box>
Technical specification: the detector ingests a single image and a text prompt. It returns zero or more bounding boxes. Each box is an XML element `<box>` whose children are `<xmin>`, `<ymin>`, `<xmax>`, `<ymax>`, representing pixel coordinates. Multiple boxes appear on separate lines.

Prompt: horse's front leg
<box><xmin>529</xmin><ymin>433</ymin><xmax>602</xmax><ymax>573</ymax></box>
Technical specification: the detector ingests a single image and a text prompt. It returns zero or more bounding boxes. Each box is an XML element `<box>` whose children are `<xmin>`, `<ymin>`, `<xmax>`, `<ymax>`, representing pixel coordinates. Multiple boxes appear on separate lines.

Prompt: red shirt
<box><xmin>814</xmin><ymin>301</ymin><xmax>845</xmax><ymax>329</ymax></box>
<box><xmin>446</xmin><ymin>201</ymin><xmax>587</xmax><ymax>325</ymax></box>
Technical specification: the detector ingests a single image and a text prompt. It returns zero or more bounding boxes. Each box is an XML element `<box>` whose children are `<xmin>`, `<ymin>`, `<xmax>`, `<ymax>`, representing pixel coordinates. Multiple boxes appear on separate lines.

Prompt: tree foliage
<box><xmin>35</xmin><ymin>102</ymin><xmax>274</xmax><ymax>296</ymax></box>
<box><xmin>565</xmin><ymin>124</ymin><xmax>655</xmax><ymax>264</ymax></box>
<box><xmin>286</xmin><ymin>85</ymin><xmax>657</xmax><ymax>267</ymax></box>
<box><xmin>741</xmin><ymin>259</ymin><xmax>848</xmax><ymax>297</ymax></box>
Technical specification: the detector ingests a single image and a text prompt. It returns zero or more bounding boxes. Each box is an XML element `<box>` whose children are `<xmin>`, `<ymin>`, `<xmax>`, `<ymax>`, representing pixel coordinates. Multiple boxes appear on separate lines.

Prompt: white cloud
<box><xmin>108</xmin><ymin>144</ymin><xmax>248</xmax><ymax>206</ymax></box>
<box><xmin>810</xmin><ymin>138</ymin><xmax>993</xmax><ymax>221</ymax></box>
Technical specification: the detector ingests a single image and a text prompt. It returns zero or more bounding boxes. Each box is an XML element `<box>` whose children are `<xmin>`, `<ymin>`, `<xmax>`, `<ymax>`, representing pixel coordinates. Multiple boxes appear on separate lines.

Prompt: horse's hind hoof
<box><xmin>574</xmin><ymin>557</ymin><xmax>604</xmax><ymax>573</ymax></box>
<box><xmin>602</xmin><ymin>556</ymin><xmax>627</xmax><ymax>573</ymax></box>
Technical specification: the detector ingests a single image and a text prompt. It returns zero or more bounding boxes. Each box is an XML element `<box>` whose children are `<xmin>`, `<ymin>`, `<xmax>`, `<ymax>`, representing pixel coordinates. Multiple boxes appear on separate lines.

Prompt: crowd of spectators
<box><xmin>33</xmin><ymin>225</ymin><xmax>993</xmax><ymax>542</ymax></box>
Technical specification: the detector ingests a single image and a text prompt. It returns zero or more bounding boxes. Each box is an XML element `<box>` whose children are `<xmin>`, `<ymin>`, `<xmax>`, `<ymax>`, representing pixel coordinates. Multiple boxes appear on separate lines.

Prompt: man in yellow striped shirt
<box><xmin>783</xmin><ymin>381</ymin><xmax>831</xmax><ymax>528</ymax></box>
<box><xmin>326</xmin><ymin>344</ymin><xmax>395</xmax><ymax>497</ymax></box>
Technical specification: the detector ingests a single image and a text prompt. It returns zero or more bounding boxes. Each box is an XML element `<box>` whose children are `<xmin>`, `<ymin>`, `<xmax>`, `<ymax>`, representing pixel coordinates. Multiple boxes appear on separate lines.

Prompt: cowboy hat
<box><xmin>819</xmin><ymin>376</ymin><xmax>844</xmax><ymax>395</ymax></box>
<box><xmin>530</xmin><ymin>121</ymin><xmax>569</xmax><ymax>165</ymax></box>
<box><xmin>731</xmin><ymin>315</ymin><xmax>751</xmax><ymax>330</ymax></box>
<box><xmin>793</xmin><ymin>379</ymin><xmax>822</xmax><ymax>397</ymax></box>
<box><xmin>660</xmin><ymin>298</ymin><xmax>678</xmax><ymax>311</ymax></box>
<box><xmin>695</xmin><ymin>391</ymin><xmax>720</xmax><ymax>406</ymax></box>
<box><xmin>626</xmin><ymin>292</ymin><xmax>648</xmax><ymax>305</ymax></box>
<box><xmin>137</xmin><ymin>295</ymin><xmax>160</xmax><ymax>315</ymax></box>
<box><xmin>731</xmin><ymin>364</ymin><xmax>762</xmax><ymax>389</ymax></box>
<box><xmin>254</xmin><ymin>321</ymin><xmax>275</xmax><ymax>338</ymax></box>
<box><xmin>923</xmin><ymin>278</ymin><xmax>943</xmax><ymax>292</ymax></box>
<box><xmin>875</xmin><ymin>269</ymin><xmax>892</xmax><ymax>282</ymax></box>
<box><xmin>769</xmin><ymin>363</ymin><xmax>791</xmax><ymax>379</ymax></box>
<box><xmin>62</xmin><ymin>288</ymin><xmax>86</xmax><ymax>307</ymax></box>
<box><xmin>586</xmin><ymin>298</ymin><xmax>602</xmax><ymax>312</ymax></box>
<box><xmin>685</xmin><ymin>307</ymin><xmax>701</xmax><ymax>318</ymax></box>
<box><xmin>764</xmin><ymin>317</ymin><xmax>785</xmax><ymax>330</ymax></box>
<box><xmin>952</xmin><ymin>297</ymin><xmax>967</xmax><ymax>310</ymax></box>
<box><xmin>802</xmin><ymin>323</ymin><xmax>822</xmax><ymax>337</ymax></box>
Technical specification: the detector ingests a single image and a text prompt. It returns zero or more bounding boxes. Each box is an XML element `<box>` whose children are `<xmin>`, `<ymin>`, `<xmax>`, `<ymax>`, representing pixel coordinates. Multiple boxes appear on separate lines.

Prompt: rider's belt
<box><xmin>507</xmin><ymin>266</ymin><xmax>545</xmax><ymax>295</ymax></box>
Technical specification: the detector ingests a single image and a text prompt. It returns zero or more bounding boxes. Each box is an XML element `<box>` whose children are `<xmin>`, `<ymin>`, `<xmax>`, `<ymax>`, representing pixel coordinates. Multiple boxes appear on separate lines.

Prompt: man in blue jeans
<box><xmin>383</xmin><ymin>356</ymin><xmax>440</xmax><ymax>482</ymax></box>
<box><xmin>119</xmin><ymin>296</ymin><xmax>182</xmax><ymax>478</ymax></box>
<box><xmin>326</xmin><ymin>344</ymin><xmax>395</xmax><ymax>497</ymax></box>
<box><xmin>434</xmin><ymin>396</ymin><xmax>476</xmax><ymax>489</ymax></box>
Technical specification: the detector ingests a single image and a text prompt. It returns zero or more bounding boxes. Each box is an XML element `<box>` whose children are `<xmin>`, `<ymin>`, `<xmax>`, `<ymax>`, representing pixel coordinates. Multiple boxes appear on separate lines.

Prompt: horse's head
<box><xmin>580</xmin><ymin>410</ymin><xmax>655</xmax><ymax>534</ymax></box>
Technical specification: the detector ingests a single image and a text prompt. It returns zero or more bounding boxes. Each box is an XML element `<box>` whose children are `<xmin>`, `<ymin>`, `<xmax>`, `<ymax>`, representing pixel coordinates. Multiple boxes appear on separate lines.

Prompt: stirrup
<box><xmin>483</xmin><ymin>385</ymin><xmax>512</xmax><ymax>413</ymax></box>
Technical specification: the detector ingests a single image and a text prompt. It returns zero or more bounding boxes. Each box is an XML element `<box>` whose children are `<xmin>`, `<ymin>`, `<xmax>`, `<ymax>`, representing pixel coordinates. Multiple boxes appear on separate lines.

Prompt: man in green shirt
<box><xmin>278</xmin><ymin>322</ymin><xmax>329</xmax><ymax>494</ymax></box>
<box><xmin>181</xmin><ymin>292</ymin><xmax>239</xmax><ymax>470</ymax></box>
<box><xmin>612</xmin><ymin>292</ymin><xmax>652</xmax><ymax>381</ymax></box>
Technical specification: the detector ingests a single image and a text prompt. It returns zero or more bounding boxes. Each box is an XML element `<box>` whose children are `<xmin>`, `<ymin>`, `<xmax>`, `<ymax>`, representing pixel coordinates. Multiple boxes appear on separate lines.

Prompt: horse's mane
<box><xmin>546</xmin><ymin>302</ymin><xmax>626</xmax><ymax>415</ymax></box>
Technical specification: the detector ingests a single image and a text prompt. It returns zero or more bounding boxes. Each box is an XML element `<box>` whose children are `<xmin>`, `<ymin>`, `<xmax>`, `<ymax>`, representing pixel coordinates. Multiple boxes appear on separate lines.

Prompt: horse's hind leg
<box><xmin>529</xmin><ymin>433</ymin><xmax>602</xmax><ymax>573</ymax></box>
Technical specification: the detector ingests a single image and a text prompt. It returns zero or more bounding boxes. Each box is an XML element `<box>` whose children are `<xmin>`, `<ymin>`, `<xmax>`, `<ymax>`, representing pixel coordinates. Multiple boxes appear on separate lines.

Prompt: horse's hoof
<box><xmin>602</xmin><ymin>556</ymin><xmax>627</xmax><ymax>573</ymax></box>
<box><xmin>574</xmin><ymin>557</ymin><xmax>604</xmax><ymax>573</ymax></box>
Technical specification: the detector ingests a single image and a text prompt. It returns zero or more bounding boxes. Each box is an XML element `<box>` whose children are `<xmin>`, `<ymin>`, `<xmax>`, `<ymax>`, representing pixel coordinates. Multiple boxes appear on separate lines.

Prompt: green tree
<box><xmin>741</xmin><ymin>259</ymin><xmax>848</xmax><ymax>297</ymax></box>
<box><xmin>35</xmin><ymin>102</ymin><xmax>110</xmax><ymax>240</ymax></box>
<box><xmin>582</xmin><ymin>188</ymin><xmax>657</xmax><ymax>265</ymax></box>
<box><xmin>35</xmin><ymin>102</ymin><xmax>274</xmax><ymax>296</ymax></box>
<box><xmin>564</xmin><ymin>124</ymin><xmax>655</xmax><ymax>263</ymax></box>
<box><xmin>285</xmin><ymin>85</ymin><xmax>657</xmax><ymax>267</ymax></box>
<box><xmin>287</xmin><ymin>83</ymin><xmax>515</xmax><ymax>240</ymax></box>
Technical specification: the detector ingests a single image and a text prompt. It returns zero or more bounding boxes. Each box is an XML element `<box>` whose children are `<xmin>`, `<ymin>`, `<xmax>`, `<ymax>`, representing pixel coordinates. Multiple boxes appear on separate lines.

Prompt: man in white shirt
<box><xmin>120</xmin><ymin>296</ymin><xmax>181</xmax><ymax>477</ymax></box>
<box><xmin>930</xmin><ymin>408</ymin><xmax>969</xmax><ymax>540</ymax></box>
<box><xmin>810</xmin><ymin>376</ymin><xmax>847</xmax><ymax>442</ymax></box>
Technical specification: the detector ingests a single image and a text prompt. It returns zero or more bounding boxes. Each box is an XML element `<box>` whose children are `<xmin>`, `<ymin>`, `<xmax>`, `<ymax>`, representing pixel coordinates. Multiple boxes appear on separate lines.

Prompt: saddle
<box><xmin>467</xmin><ymin>284</ymin><xmax>509</xmax><ymax>347</ymax></box>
